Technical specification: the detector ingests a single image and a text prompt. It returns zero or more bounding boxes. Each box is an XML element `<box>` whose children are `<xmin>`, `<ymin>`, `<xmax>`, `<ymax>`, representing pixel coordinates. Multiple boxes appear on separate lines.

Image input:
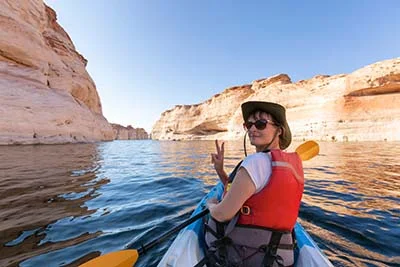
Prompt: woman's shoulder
<box><xmin>243</xmin><ymin>152</ymin><xmax>271</xmax><ymax>163</ymax></box>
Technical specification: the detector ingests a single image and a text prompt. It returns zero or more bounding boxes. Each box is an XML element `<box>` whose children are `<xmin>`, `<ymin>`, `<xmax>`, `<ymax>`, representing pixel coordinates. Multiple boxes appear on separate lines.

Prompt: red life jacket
<box><xmin>204</xmin><ymin>150</ymin><xmax>304</xmax><ymax>266</ymax></box>
<box><xmin>237</xmin><ymin>149</ymin><xmax>304</xmax><ymax>231</ymax></box>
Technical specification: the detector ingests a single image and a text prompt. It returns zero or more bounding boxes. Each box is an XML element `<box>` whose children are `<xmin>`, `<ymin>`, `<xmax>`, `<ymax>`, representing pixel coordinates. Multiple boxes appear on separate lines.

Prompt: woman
<box><xmin>204</xmin><ymin>101</ymin><xmax>304</xmax><ymax>267</ymax></box>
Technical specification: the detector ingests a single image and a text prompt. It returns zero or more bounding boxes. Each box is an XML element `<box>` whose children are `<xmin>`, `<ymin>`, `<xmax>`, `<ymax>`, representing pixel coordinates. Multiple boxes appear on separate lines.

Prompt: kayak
<box><xmin>157</xmin><ymin>182</ymin><xmax>334</xmax><ymax>267</ymax></box>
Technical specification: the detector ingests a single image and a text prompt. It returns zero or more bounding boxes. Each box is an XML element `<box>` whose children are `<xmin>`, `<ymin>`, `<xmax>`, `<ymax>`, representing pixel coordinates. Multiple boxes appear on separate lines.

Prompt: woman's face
<box><xmin>246</xmin><ymin>111</ymin><xmax>281</xmax><ymax>151</ymax></box>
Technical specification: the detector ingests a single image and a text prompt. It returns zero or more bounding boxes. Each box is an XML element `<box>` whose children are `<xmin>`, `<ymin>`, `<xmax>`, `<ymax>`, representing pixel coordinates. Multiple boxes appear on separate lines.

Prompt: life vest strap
<box><xmin>261</xmin><ymin>231</ymin><xmax>284</xmax><ymax>267</ymax></box>
<box><xmin>205</xmin><ymin>222</ymin><xmax>223</xmax><ymax>239</ymax></box>
<box><xmin>228</xmin><ymin>160</ymin><xmax>243</xmax><ymax>183</ymax></box>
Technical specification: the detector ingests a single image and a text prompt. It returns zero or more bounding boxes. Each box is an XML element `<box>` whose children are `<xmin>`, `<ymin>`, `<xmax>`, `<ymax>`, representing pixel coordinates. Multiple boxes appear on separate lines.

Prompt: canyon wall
<box><xmin>111</xmin><ymin>124</ymin><xmax>149</xmax><ymax>140</ymax></box>
<box><xmin>152</xmin><ymin>58</ymin><xmax>400</xmax><ymax>143</ymax></box>
<box><xmin>0</xmin><ymin>0</ymin><xmax>114</xmax><ymax>144</ymax></box>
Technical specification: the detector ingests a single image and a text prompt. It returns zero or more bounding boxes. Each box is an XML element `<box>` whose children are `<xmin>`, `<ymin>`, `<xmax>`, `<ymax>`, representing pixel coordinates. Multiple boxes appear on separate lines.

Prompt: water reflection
<box><xmin>0</xmin><ymin>144</ymin><xmax>107</xmax><ymax>266</ymax></box>
<box><xmin>298</xmin><ymin>141</ymin><xmax>400</xmax><ymax>267</ymax></box>
<box><xmin>302</xmin><ymin>142</ymin><xmax>400</xmax><ymax>215</ymax></box>
<box><xmin>156</xmin><ymin>140</ymin><xmax>247</xmax><ymax>186</ymax></box>
<box><xmin>0</xmin><ymin>140</ymin><xmax>398</xmax><ymax>267</ymax></box>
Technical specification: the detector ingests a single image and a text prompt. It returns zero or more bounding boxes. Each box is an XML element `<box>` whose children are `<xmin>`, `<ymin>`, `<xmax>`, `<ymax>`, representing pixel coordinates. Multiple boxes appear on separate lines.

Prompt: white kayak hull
<box><xmin>158</xmin><ymin>182</ymin><xmax>333</xmax><ymax>267</ymax></box>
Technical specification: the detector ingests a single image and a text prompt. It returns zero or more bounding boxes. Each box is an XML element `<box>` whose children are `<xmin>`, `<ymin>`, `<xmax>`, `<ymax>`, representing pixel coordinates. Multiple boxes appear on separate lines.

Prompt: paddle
<box><xmin>295</xmin><ymin>140</ymin><xmax>319</xmax><ymax>161</ymax></box>
<box><xmin>79</xmin><ymin>209</ymin><xmax>209</xmax><ymax>267</ymax></box>
<box><xmin>80</xmin><ymin>140</ymin><xmax>319</xmax><ymax>267</ymax></box>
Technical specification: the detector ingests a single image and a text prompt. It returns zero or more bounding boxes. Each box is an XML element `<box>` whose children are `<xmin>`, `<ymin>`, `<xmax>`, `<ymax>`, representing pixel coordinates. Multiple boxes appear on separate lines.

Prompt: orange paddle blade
<box><xmin>79</xmin><ymin>249</ymin><xmax>138</xmax><ymax>267</ymax></box>
<box><xmin>295</xmin><ymin>140</ymin><xmax>319</xmax><ymax>161</ymax></box>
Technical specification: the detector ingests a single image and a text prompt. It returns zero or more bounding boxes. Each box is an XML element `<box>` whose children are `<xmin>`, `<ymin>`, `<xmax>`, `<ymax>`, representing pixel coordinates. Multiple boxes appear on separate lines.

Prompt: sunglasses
<box><xmin>243</xmin><ymin>119</ymin><xmax>275</xmax><ymax>130</ymax></box>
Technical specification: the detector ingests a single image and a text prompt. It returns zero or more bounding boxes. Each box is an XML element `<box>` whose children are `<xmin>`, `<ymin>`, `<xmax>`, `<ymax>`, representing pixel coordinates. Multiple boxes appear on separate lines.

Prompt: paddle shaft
<box><xmin>137</xmin><ymin>208</ymin><xmax>210</xmax><ymax>255</ymax></box>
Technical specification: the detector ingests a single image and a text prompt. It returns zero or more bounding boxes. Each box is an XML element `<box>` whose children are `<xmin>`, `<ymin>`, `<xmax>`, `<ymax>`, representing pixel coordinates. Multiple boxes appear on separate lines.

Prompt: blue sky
<box><xmin>45</xmin><ymin>0</ymin><xmax>399</xmax><ymax>132</ymax></box>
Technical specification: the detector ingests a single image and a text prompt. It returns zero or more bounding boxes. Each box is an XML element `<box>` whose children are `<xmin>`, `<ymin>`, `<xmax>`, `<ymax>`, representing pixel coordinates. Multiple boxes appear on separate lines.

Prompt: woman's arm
<box><xmin>208</xmin><ymin>167</ymin><xmax>256</xmax><ymax>222</ymax></box>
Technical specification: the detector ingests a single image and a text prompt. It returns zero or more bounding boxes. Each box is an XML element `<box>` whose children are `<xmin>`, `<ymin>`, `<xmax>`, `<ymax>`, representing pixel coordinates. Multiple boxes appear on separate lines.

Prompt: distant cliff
<box><xmin>152</xmin><ymin>58</ymin><xmax>400</xmax><ymax>143</ymax></box>
<box><xmin>111</xmin><ymin>124</ymin><xmax>149</xmax><ymax>140</ymax></box>
<box><xmin>0</xmin><ymin>0</ymin><xmax>114</xmax><ymax>144</ymax></box>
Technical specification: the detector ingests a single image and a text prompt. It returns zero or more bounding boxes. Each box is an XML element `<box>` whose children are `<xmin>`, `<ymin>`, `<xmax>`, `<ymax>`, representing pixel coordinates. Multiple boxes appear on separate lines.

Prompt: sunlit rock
<box><xmin>0</xmin><ymin>0</ymin><xmax>114</xmax><ymax>144</ymax></box>
<box><xmin>152</xmin><ymin>58</ymin><xmax>400</xmax><ymax>143</ymax></box>
<box><xmin>111</xmin><ymin>124</ymin><xmax>149</xmax><ymax>140</ymax></box>
<box><xmin>151</xmin><ymin>85</ymin><xmax>254</xmax><ymax>140</ymax></box>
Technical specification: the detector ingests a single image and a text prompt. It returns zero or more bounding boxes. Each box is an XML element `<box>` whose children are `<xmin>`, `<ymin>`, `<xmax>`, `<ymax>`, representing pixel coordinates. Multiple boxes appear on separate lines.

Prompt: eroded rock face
<box><xmin>0</xmin><ymin>0</ymin><xmax>115</xmax><ymax>144</ymax></box>
<box><xmin>151</xmin><ymin>85</ymin><xmax>254</xmax><ymax>140</ymax></box>
<box><xmin>111</xmin><ymin>124</ymin><xmax>149</xmax><ymax>140</ymax></box>
<box><xmin>0</xmin><ymin>73</ymin><xmax>114</xmax><ymax>144</ymax></box>
<box><xmin>152</xmin><ymin>58</ymin><xmax>400</xmax><ymax>143</ymax></box>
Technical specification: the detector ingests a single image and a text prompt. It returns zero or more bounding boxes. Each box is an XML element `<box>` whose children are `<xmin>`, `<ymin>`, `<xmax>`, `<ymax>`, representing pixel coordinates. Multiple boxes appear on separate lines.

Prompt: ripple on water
<box><xmin>1</xmin><ymin>140</ymin><xmax>399</xmax><ymax>267</ymax></box>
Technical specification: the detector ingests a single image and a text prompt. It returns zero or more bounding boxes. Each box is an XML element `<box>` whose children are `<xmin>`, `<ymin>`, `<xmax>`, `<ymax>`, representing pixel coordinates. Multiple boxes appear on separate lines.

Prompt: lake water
<box><xmin>0</xmin><ymin>140</ymin><xmax>399</xmax><ymax>267</ymax></box>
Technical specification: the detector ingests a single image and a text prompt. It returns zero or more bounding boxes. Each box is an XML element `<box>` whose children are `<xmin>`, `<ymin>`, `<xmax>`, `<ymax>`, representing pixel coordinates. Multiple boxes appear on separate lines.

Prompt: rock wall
<box><xmin>0</xmin><ymin>0</ymin><xmax>114</xmax><ymax>144</ymax></box>
<box><xmin>151</xmin><ymin>84</ymin><xmax>254</xmax><ymax>140</ymax></box>
<box><xmin>111</xmin><ymin>124</ymin><xmax>149</xmax><ymax>140</ymax></box>
<box><xmin>152</xmin><ymin>58</ymin><xmax>400</xmax><ymax>143</ymax></box>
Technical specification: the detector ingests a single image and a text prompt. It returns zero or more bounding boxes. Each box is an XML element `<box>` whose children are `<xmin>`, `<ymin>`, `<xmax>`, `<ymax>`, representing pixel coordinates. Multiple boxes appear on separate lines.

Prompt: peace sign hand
<box><xmin>211</xmin><ymin>140</ymin><xmax>228</xmax><ymax>183</ymax></box>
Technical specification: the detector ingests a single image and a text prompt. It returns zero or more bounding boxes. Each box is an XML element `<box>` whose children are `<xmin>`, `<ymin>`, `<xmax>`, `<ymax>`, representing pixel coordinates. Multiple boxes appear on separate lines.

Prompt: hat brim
<box><xmin>241</xmin><ymin>101</ymin><xmax>292</xmax><ymax>149</ymax></box>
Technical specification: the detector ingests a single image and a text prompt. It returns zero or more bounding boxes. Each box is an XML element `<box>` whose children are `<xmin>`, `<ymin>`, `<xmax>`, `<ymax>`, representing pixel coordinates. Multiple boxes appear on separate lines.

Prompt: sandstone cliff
<box><xmin>0</xmin><ymin>0</ymin><xmax>114</xmax><ymax>144</ymax></box>
<box><xmin>111</xmin><ymin>124</ymin><xmax>149</xmax><ymax>140</ymax></box>
<box><xmin>152</xmin><ymin>58</ymin><xmax>400</xmax><ymax>143</ymax></box>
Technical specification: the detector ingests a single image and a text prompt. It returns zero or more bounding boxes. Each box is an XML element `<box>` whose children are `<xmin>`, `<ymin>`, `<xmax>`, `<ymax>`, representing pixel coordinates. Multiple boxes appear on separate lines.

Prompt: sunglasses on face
<box><xmin>243</xmin><ymin>119</ymin><xmax>275</xmax><ymax>130</ymax></box>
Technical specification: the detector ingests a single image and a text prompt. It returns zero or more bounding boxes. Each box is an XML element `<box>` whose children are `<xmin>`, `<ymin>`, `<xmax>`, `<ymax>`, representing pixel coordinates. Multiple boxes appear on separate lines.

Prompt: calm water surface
<box><xmin>0</xmin><ymin>140</ymin><xmax>399</xmax><ymax>267</ymax></box>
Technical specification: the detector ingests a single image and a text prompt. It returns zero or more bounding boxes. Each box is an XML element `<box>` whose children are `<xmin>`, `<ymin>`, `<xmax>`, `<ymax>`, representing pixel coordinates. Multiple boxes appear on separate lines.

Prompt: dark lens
<box><xmin>244</xmin><ymin>121</ymin><xmax>253</xmax><ymax>130</ymax></box>
<box><xmin>244</xmin><ymin>120</ymin><xmax>268</xmax><ymax>130</ymax></box>
<box><xmin>254</xmin><ymin>120</ymin><xmax>267</xmax><ymax>130</ymax></box>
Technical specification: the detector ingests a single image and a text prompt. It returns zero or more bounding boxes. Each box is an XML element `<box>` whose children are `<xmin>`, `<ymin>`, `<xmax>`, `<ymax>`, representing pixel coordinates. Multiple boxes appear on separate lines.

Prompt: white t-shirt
<box><xmin>239</xmin><ymin>152</ymin><xmax>272</xmax><ymax>193</ymax></box>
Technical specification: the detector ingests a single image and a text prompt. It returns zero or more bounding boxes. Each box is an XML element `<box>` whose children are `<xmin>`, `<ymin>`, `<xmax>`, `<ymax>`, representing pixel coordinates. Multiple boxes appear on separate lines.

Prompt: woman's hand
<box><xmin>211</xmin><ymin>139</ymin><xmax>224</xmax><ymax>172</ymax></box>
<box><xmin>211</xmin><ymin>140</ymin><xmax>228</xmax><ymax>183</ymax></box>
<box><xmin>206</xmin><ymin>198</ymin><xmax>219</xmax><ymax>209</ymax></box>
